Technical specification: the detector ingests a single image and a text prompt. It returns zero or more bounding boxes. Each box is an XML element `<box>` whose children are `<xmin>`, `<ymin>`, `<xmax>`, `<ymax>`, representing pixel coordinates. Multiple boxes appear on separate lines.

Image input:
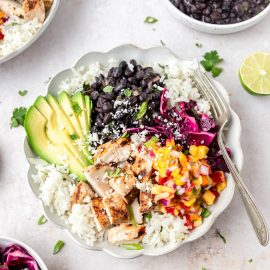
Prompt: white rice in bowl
<box><xmin>0</xmin><ymin>16</ymin><xmax>41</xmax><ymax>58</ymax></box>
<box><xmin>143</xmin><ymin>213</ymin><xmax>188</xmax><ymax>248</ymax></box>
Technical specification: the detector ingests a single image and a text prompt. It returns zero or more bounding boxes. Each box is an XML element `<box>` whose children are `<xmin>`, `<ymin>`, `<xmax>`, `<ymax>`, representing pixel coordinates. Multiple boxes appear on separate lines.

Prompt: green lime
<box><xmin>239</xmin><ymin>52</ymin><xmax>270</xmax><ymax>95</ymax></box>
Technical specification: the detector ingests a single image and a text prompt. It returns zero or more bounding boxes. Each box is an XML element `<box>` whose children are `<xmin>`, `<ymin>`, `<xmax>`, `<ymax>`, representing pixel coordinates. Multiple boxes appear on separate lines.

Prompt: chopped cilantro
<box><xmin>191</xmin><ymin>187</ymin><xmax>197</xmax><ymax>195</ymax></box>
<box><xmin>103</xmin><ymin>86</ymin><xmax>113</xmax><ymax>93</ymax></box>
<box><xmin>108</xmin><ymin>168</ymin><xmax>121</xmax><ymax>178</ymax></box>
<box><xmin>144</xmin><ymin>16</ymin><xmax>158</xmax><ymax>24</ymax></box>
<box><xmin>124</xmin><ymin>88</ymin><xmax>132</xmax><ymax>97</ymax></box>
<box><xmin>183</xmin><ymin>149</ymin><xmax>189</xmax><ymax>155</ymax></box>
<box><xmin>145</xmin><ymin>212</ymin><xmax>152</xmax><ymax>222</ymax></box>
<box><xmin>10</xmin><ymin>107</ymin><xmax>27</xmax><ymax>128</ymax></box>
<box><xmin>70</xmin><ymin>134</ymin><xmax>78</xmax><ymax>140</ymax></box>
<box><xmin>72</xmin><ymin>102</ymin><xmax>82</xmax><ymax>115</ymax></box>
<box><xmin>18</xmin><ymin>90</ymin><xmax>28</xmax><ymax>96</ymax></box>
<box><xmin>248</xmin><ymin>258</ymin><xmax>253</xmax><ymax>263</ymax></box>
<box><xmin>196</xmin><ymin>43</ymin><xmax>203</xmax><ymax>48</ymax></box>
<box><xmin>200</xmin><ymin>50</ymin><xmax>223</xmax><ymax>77</ymax></box>
<box><xmin>160</xmin><ymin>40</ymin><xmax>166</xmax><ymax>46</ymax></box>
<box><xmin>201</xmin><ymin>207</ymin><xmax>211</xmax><ymax>218</ymax></box>
<box><xmin>83</xmin><ymin>81</ymin><xmax>90</xmax><ymax>91</ymax></box>
<box><xmin>216</xmin><ymin>229</ymin><xmax>226</xmax><ymax>244</ymax></box>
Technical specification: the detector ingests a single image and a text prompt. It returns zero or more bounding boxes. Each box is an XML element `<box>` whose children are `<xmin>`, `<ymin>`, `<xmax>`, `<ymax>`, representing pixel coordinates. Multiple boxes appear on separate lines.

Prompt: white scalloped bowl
<box><xmin>24</xmin><ymin>45</ymin><xmax>243</xmax><ymax>258</ymax></box>
<box><xmin>0</xmin><ymin>236</ymin><xmax>48</xmax><ymax>269</ymax></box>
<box><xmin>0</xmin><ymin>0</ymin><xmax>61</xmax><ymax>65</ymax></box>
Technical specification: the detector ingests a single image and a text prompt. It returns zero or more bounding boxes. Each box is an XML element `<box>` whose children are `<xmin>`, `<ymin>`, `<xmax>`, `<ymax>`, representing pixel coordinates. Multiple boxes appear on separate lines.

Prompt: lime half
<box><xmin>239</xmin><ymin>52</ymin><xmax>270</xmax><ymax>95</ymax></box>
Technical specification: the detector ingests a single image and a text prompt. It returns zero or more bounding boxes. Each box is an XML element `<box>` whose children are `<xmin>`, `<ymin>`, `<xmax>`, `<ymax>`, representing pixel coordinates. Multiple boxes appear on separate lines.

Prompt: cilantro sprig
<box><xmin>144</xmin><ymin>16</ymin><xmax>158</xmax><ymax>24</ymax></box>
<box><xmin>10</xmin><ymin>107</ymin><xmax>27</xmax><ymax>128</ymax></box>
<box><xmin>200</xmin><ymin>50</ymin><xmax>223</xmax><ymax>77</ymax></box>
<box><xmin>18</xmin><ymin>90</ymin><xmax>28</xmax><ymax>96</ymax></box>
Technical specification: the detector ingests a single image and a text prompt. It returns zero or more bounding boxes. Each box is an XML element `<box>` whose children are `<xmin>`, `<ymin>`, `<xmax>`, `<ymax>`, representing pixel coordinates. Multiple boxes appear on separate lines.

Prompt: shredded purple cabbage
<box><xmin>0</xmin><ymin>244</ymin><xmax>40</xmax><ymax>270</ymax></box>
<box><xmin>126</xmin><ymin>87</ymin><xmax>229</xmax><ymax>172</ymax></box>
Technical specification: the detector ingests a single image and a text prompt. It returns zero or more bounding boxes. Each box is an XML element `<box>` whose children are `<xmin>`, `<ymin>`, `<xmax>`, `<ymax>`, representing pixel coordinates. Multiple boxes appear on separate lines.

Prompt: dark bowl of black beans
<box><xmin>165</xmin><ymin>0</ymin><xmax>270</xmax><ymax>34</ymax></box>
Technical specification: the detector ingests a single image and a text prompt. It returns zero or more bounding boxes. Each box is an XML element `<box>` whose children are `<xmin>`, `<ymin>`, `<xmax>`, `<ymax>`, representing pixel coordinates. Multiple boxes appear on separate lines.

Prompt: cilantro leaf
<box><xmin>10</xmin><ymin>107</ymin><xmax>27</xmax><ymax>128</ymax></box>
<box><xmin>72</xmin><ymin>102</ymin><xmax>82</xmax><ymax>116</ymax></box>
<box><xmin>18</xmin><ymin>90</ymin><xmax>28</xmax><ymax>96</ymax></box>
<box><xmin>108</xmin><ymin>168</ymin><xmax>121</xmax><ymax>178</ymax></box>
<box><xmin>124</xmin><ymin>88</ymin><xmax>132</xmax><ymax>97</ymax></box>
<box><xmin>70</xmin><ymin>134</ymin><xmax>78</xmax><ymax>140</ymax></box>
<box><xmin>103</xmin><ymin>86</ymin><xmax>113</xmax><ymax>93</ymax></box>
<box><xmin>144</xmin><ymin>16</ymin><xmax>158</xmax><ymax>24</ymax></box>
<box><xmin>200</xmin><ymin>50</ymin><xmax>223</xmax><ymax>77</ymax></box>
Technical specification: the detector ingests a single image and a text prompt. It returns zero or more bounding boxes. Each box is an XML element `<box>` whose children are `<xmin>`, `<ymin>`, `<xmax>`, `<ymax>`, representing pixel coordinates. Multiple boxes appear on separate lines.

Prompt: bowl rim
<box><xmin>164</xmin><ymin>0</ymin><xmax>270</xmax><ymax>29</ymax></box>
<box><xmin>24</xmin><ymin>44</ymin><xmax>243</xmax><ymax>258</ymax></box>
<box><xmin>0</xmin><ymin>0</ymin><xmax>61</xmax><ymax>65</ymax></box>
<box><xmin>0</xmin><ymin>236</ymin><xmax>48</xmax><ymax>269</ymax></box>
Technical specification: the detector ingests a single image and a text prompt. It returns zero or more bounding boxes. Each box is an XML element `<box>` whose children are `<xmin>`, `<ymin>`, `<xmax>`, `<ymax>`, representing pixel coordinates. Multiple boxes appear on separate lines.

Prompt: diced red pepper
<box><xmin>158</xmin><ymin>177</ymin><xmax>168</xmax><ymax>185</ymax></box>
<box><xmin>166</xmin><ymin>207</ymin><xmax>176</xmax><ymax>216</ymax></box>
<box><xmin>211</xmin><ymin>171</ymin><xmax>225</xmax><ymax>184</ymax></box>
<box><xmin>185</xmin><ymin>183</ymin><xmax>195</xmax><ymax>193</ymax></box>
<box><xmin>210</xmin><ymin>187</ymin><xmax>220</xmax><ymax>198</ymax></box>
<box><xmin>0</xmin><ymin>31</ymin><xmax>4</xmax><ymax>40</ymax></box>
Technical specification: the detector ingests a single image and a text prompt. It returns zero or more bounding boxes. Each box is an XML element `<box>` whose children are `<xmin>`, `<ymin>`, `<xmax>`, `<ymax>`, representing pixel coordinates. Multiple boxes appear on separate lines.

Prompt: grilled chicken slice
<box><xmin>23</xmin><ymin>0</ymin><xmax>45</xmax><ymax>23</ymax></box>
<box><xmin>109</xmin><ymin>163</ymin><xmax>136</xmax><ymax>199</ymax></box>
<box><xmin>95</xmin><ymin>138</ymin><xmax>131</xmax><ymax>164</ymax></box>
<box><xmin>43</xmin><ymin>0</ymin><xmax>52</xmax><ymax>11</ymax></box>
<box><xmin>0</xmin><ymin>0</ymin><xmax>23</xmax><ymax>17</ymax></box>
<box><xmin>84</xmin><ymin>163</ymin><xmax>113</xmax><ymax>197</ymax></box>
<box><xmin>131</xmin><ymin>153</ymin><xmax>153</xmax><ymax>183</ymax></box>
<box><xmin>71</xmin><ymin>181</ymin><xmax>94</xmax><ymax>206</ymax></box>
<box><xmin>107</xmin><ymin>224</ymin><xmax>145</xmax><ymax>245</ymax></box>
<box><xmin>103</xmin><ymin>193</ymin><xmax>129</xmax><ymax>225</ymax></box>
<box><xmin>139</xmin><ymin>191</ymin><xmax>155</xmax><ymax>213</ymax></box>
<box><xmin>90</xmin><ymin>198</ymin><xmax>110</xmax><ymax>231</ymax></box>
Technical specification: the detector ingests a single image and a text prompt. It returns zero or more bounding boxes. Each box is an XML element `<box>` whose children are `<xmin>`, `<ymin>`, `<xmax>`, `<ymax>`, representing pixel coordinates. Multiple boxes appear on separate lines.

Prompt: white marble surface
<box><xmin>0</xmin><ymin>0</ymin><xmax>270</xmax><ymax>269</ymax></box>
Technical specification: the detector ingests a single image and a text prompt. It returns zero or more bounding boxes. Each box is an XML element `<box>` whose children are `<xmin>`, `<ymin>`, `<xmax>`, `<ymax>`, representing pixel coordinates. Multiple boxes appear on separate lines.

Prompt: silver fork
<box><xmin>193</xmin><ymin>65</ymin><xmax>269</xmax><ymax>246</ymax></box>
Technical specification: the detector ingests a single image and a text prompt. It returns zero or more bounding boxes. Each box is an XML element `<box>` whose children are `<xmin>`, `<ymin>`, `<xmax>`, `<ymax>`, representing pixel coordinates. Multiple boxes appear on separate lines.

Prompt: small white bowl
<box><xmin>164</xmin><ymin>0</ymin><xmax>270</xmax><ymax>34</ymax></box>
<box><xmin>0</xmin><ymin>0</ymin><xmax>61</xmax><ymax>64</ymax></box>
<box><xmin>0</xmin><ymin>236</ymin><xmax>48</xmax><ymax>270</ymax></box>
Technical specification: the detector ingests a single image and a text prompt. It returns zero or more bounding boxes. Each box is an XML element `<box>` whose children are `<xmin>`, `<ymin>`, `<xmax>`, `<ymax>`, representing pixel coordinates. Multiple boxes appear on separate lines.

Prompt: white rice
<box><xmin>143</xmin><ymin>213</ymin><xmax>188</xmax><ymax>248</ymax></box>
<box><xmin>68</xmin><ymin>204</ymin><xmax>104</xmax><ymax>246</ymax></box>
<box><xmin>31</xmin><ymin>160</ymin><xmax>103</xmax><ymax>245</ymax></box>
<box><xmin>0</xmin><ymin>16</ymin><xmax>41</xmax><ymax>58</ymax></box>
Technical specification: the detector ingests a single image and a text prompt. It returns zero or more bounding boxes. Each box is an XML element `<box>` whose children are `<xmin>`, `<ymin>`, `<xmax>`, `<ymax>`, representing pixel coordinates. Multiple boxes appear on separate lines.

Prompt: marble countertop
<box><xmin>0</xmin><ymin>0</ymin><xmax>270</xmax><ymax>269</ymax></box>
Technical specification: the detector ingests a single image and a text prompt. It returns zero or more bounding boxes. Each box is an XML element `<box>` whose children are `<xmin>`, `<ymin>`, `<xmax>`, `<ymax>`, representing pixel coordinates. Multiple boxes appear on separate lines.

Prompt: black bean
<box><xmin>102</xmin><ymin>102</ymin><xmax>113</xmax><ymax>112</ymax></box>
<box><xmin>103</xmin><ymin>113</ymin><xmax>113</xmax><ymax>124</ymax></box>
<box><xmin>124</xmin><ymin>67</ymin><xmax>134</xmax><ymax>77</ymax></box>
<box><xmin>129</xmin><ymin>96</ymin><xmax>138</xmax><ymax>105</ymax></box>
<box><xmin>139</xmin><ymin>92</ymin><xmax>147</xmax><ymax>102</ymax></box>
<box><xmin>101</xmin><ymin>92</ymin><xmax>115</xmax><ymax>100</ymax></box>
<box><xmin>90</xmin><ymin>91</ymin><xmax>99</xmax><ymax>101</ymax></box>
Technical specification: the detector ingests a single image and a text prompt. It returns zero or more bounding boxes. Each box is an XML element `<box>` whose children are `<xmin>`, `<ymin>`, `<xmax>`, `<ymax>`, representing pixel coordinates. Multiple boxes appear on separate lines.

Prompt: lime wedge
<box><xmin>239</xmin><ymin>52</ymin><xmax>270</xmax><ymax>95</ymax></box>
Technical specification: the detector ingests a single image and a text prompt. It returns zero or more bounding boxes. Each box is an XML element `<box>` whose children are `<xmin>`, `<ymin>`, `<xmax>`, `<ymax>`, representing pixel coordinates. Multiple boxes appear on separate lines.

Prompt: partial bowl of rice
<box><xmin>24</xmin><ymin>45</ymin><xmax>243</xmax><ymax>258</ymax></box>
<box><xmin>0</xmin><ymin>0</ymin><xmax>60</xmax><ymax>64</ymax></box>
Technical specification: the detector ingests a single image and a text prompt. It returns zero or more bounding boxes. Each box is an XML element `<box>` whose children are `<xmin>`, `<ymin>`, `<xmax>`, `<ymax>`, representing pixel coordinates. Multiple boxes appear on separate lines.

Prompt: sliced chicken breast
<box><xmin>95</xmin><ymin>138</ymin><xmax>132</xmax><ymax>164</ymax></box>
<box><xmin>84</xmin><ymin>163</ymin><xmax>114</xmax><ymax>197</ymax></box>
<box><xmin>107</xmin><ymin>224</ymin><xmax>145</xmax><ymax>245</ymax></box>
<box><xmin>139</xmin><ymin>191</ymin><xmax>155</xmax><ymax>213</ymax></box>
<box><xmin>71</xmin><ymin>181</ymin><xmax>94</xmax><ymax>206</ymax></box>
<box><xmin>109</xmin><ymin>163</ymin><xmax>136</xmax><ymax>199</ymax></box>
<box><xmin>43</xmin><ymin>0</ymin><xmax>53</xmax><ymax>11</ymax></box>
<box><xmin>0</xmin><ymin>0</ymin><xmax>23</xmax><ymax>17</ymax></box>
<box><xmin>103</xmin><ymin>193</ymin><xmax>129</xmax><ymax>225</ymax></box>
<box><xmin>23</xmin><ymin>0</ymin><xmax>45</xmax><ymax>23</ymax></box>
<box><xmin>131</xmin><ymin>153</ymin><xmax>153</xmax><ymax>183</ymax></box>
<box><xmin>90</xmin><ymin>198</ymin><xmax>110</xmax><ymax>231</ymax></box>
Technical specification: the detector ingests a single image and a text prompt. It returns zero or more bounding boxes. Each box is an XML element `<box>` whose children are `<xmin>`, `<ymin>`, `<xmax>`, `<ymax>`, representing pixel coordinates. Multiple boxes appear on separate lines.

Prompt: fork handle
<box><xmin>218</xmin><ymin>133</ymin><xmax>269</xmax><ymax>246</ymax></box>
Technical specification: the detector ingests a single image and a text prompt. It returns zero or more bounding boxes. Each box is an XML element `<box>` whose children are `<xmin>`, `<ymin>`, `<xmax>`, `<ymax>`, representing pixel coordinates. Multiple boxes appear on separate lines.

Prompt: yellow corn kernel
<box><xmin>183</xmin><ymin>197</ymin><xmax>196</xmax><ymax>207</ymax></box>
<box><xmin>197</xmin><ymin>146</ymin><xmax>209</xmax><ymax>159</ymax></box>
<box><xmin>194</xmin><ymin>216</ymin><xmax>203</xmax><ymax>227</ymax></box>
<box><xmin>174</xmin><ymin>177</ymin><xmax>186</xmax><ymax>186</ymax></box>
<box><xmin>151</xmin><ymin>185</ymin><xmax>174</xmax><ymax>194</ymax></box>
<box><xmin>192</xmin><ymin>176</ymin><xmax>202</xmax><ymax>187</ymax></box>
<box><xmin>166</xmin><ymin>139</ymin><xmax>175</xmax><ymax>148</ymax></box>
<box><xmin>190</xmin><ymin>145</ymin><xmax>209</xmax><ymax>161</ymax></box>
<box><xmin>189</xmin><ymin>145</ymin><xmax>198</xmax><ymax>156</ymax></box>
<box><xmin>217</xmin><ymin>179</ymin><xmax>227</xmax><ymax>192</ymax></box>
<box><xmin>202</xmin><ymin>190</ymin><xmax>216</xmax><ymax>205</ymax></box>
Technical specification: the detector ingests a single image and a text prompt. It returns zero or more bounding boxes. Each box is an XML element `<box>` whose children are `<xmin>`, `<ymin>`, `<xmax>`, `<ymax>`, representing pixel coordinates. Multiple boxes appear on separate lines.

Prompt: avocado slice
<box><xmin>34</xmin><ymin>96</ymin><xmax>89</xmax><ymax>167</ymax></box>
<box><xmin>71</xmin><ymin>92</ymin><xmax>88</xmax><ymax>135</ymax></box>
<box><xmin>57</xmin><ymin>91</ymin><xmax>84</xmax><ymax>138</ymax></box>
<box><xmin>57</xmin><ymin>92</ymin><xmax>93</xmax><ymax>163</ymax></box>
<box><xmin>84</xmin><ymin>95</ymin><xmax>92</xmax><ymax>129</ymax></box>
<box><xmin>25</xmin><ymin>106</ymin><xmax>85</xmax><ymax>180</ymax></box>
